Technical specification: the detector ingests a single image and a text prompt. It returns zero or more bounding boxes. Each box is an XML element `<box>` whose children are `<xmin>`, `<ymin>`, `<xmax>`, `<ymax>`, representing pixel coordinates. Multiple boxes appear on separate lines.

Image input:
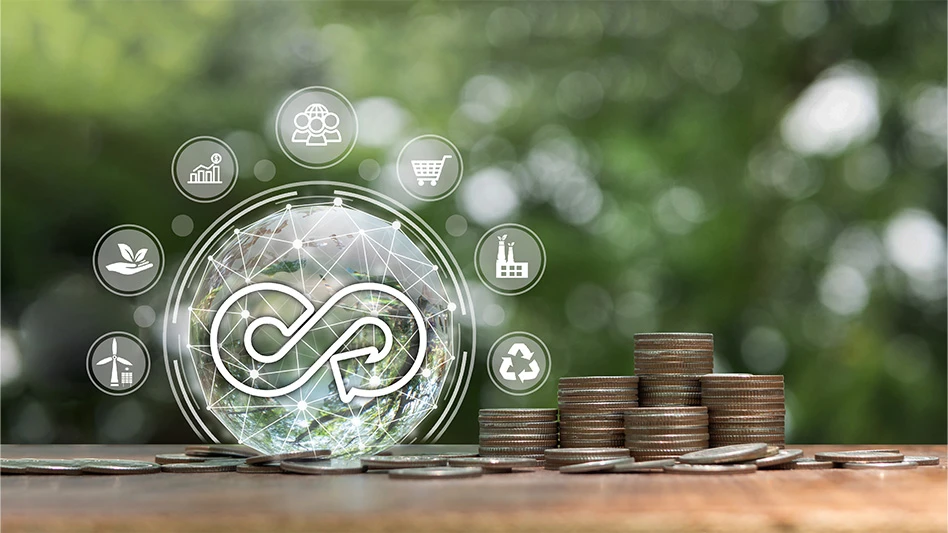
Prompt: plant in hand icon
<box><xmin>105</xmin><ymin>243</ymin><xmax>153</xmax><ymax>276</ymax></box>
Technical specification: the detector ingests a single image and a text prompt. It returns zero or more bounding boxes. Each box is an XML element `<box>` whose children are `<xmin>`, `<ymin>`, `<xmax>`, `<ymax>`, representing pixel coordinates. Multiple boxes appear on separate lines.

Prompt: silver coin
<box><xmin>246</xmin><ymin>449</ymin><xmax>331</xmax><ymax>465</ymax></box>
<box><xmin>678</xmin><ymin>443</ymin><xmax>770</xmax><ymax>464</ymax></box>
<box><xmin>281</xmin><ymin>460</ymin><xmax>367</xmax><ymax>475</ymax></box>
<box><xmin>842</xmin><ymin>461</ymin><xmax>919</xmax><ymax>470</ymax></box>
<box><xmin>388</xmin><ymin>466</ymin><xmax>483</xmax><ymax>480</ymax></box>
<box><xmin>613</xmin><ymin>459</ymin><xmax>675</xmax><ymax>473</ymax></box>
<box><xmin>24</xmin><ymin>459</ymin><xmax>84</xmax><ymax>475</ymax></box>
<box><xmin>776</xmin><ymin>459</ymin><xmax>834</xmax><ymax>470</ymax></box>
<box><xmin>447</xmin><ymin>457</ymin><xmax>538</xmax><ymax>471</ymax></box>
<box><xmin>559</xmin><ymin>458</ymin><xmax>633</xmax><ymax>474</ymax></box>
<box><xmin>361</xmin><ymin>456</ymin><xmax>448</xmax><ymax>470</ymax></box>
<box><xmin>813</xmin><ymin>450</ymin><xmax>904</xmax><ymax>463</ymax></box>
<box><xmin>80</xmin><ymin>459</ymin><xmax>161</xmax><ymax>475</ymax></box>
<box><xmin>664</xmin><ymin>463</ymin><xmax>758</xmax><ymax>475</ymax></box>
<box><xmin>236</xmin><ymin>463</ymin><xmax>283</xmax><ymax>474</ymax></box>
<box><xmin>184</xmin><ymin>444</ymin><xmax>258</xmax><ymax>458</ymax></box>
<box><xmin>904</xmin><ymin>456</ymin><xmax>940</xmax><ymax>466</ymax></box>
<box><xmin>155</xmin><ymin>453</ymin><xmax>207</xmax><ymax>465</ymax></box>
<box><xmin>161</xmin><ymin>459</ymin><xmax>244</xmax><ymax>473</ymax></box>
<box><xmin>753</xmin><ymin>448</ymin><xmax>803</xmax><ymax>469</ymax></box>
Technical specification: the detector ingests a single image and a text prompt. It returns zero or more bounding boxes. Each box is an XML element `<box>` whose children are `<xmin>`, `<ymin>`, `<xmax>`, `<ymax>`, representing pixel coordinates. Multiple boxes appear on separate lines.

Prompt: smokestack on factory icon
<box><xmin>495</xmin><ymin>234</ymin><xmax>529</xmax><ymax>279</ymax></box>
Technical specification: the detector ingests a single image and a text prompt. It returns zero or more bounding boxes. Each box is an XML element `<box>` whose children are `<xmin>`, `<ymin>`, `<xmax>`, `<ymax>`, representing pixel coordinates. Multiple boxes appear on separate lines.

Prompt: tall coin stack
<box><xmin>478</xmin><ymin>408</ymin><xmax>558</xmax><ymax>463</ymax></box>
<box><xmin>634</xmin><ymin>333</ymin><xmax>713</xmax><ymax>407</ymax></box>
<box><xmin>624</xmin><ymin>406</ymin><xmax>709</xmax><ymax>461</ymax></box>
<box><xmin>557</xmin><ymin>376</ymin><xmax>638</xmax><ymax>448</ymax></box>
<box><xmin>700</xmin><ymin>374</ymin><xmax>786</xmax><ymax>448</ymax></box>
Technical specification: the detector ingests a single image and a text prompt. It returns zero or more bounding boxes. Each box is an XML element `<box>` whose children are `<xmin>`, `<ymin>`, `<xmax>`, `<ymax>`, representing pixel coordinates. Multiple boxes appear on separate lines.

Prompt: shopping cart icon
<box><xmin>411</xmin><ymin>154</ymin><xmax>452</xmax><ymax>186</ymax></box>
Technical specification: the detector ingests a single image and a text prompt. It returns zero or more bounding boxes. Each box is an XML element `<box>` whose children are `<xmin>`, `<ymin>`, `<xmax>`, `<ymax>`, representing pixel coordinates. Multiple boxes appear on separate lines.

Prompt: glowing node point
<box><xmin>369</xmin><ymin>375</ymin><xmax>381</xmax><ymax>386</ymax></box>
<box><xmin>249</xmin><ymin>369</ymin><xmax>259</xmax><ymax>379</ymax></box>
<box><xmin>333</xmin><ymin>198</ymin><xmax>343</xmax><ymax>207</ymax></box>
<box><xmin>352</xmin><ymin>417</ymin><xmax>362</xmax><ymax>427</ymax></box>
<box><xmin>448</xmin><ymin>302</ymin><xmax>457</xmax><ymax>312</ymax></box>
<box><xmin>208</xmin><ymin>256</ymin><xmax>214</xmax><ymax>262</ymax></box>
<box><xmin>421</xmin><ymin>369</ymin><xmax>432</xmax><ymax>378</ymax></box>
<box><xmin>285</xmin><ymin>204</ymin><xmax>292</xmax><ymax>210</ymax></box>
<box><xmin>297</xmin><ymin>400</ymin><xmax>308</xmax><ymax>411</ymax></box>
<box><xmin>370</xmin><ymin>309</ymin><xmax>379</xmax><ymax>317</ymax></box>
<box><xmin>292</xmin><ymin>239</ymin><xmax>303</xmax><ymax>249</ymax></box>
<box><xmin>432</xmin><ymin>265</ymin><xmax>438</xmax><ymax>271</ymax></box>
<box><xmin>240</xmin><ymin>310</ymin><xmax>250</xmax><ymax>319</ymax></box>
<box><xmin>392</xmin><ymin>221</ymin><xmax>401</xmax><ymax>230</ymax></box>
<box><xmin>233</xmin><ymin>229</ymin><xmax>240</xmax><ymax>235</ymax></box>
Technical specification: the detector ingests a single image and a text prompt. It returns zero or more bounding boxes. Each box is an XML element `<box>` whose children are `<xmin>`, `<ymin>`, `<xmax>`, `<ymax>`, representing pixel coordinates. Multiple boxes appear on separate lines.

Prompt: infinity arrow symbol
<box><xmin>209</xmin><ymin>282</ymin><xmax>427</xmax><ymax>403</ymax></box>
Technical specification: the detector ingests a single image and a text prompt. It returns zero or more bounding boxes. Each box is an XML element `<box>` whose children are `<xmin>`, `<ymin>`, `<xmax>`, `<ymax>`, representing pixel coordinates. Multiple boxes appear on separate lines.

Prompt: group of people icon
<box><xmin>292</xmin><ymin>103</ymin><xmax>342</xmax><ymax>147</ymax></box>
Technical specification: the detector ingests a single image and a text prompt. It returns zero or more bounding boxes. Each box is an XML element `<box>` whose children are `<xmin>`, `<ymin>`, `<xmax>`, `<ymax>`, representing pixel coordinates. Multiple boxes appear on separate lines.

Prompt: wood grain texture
<box><xmin>1</xmin><ymin>445</ymin><xmax>945</xmax><ymax>533</ymax></box>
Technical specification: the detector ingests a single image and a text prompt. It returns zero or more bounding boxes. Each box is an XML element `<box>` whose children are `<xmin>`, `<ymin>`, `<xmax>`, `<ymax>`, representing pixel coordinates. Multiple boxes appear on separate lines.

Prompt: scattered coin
<box><xmin>155</xmin><ymin>453</ymin><xmax>208</xmax><ymax>465</ymax></box>
<box><xmin>161</xmin><ymin>459</ymin><xmax>244</xmax><ymax>473</ymax></box>
<box><xmin>388</xmin><ymin>466</ymin><xmax>483</xmax><ymax>480</ymax></box>
<box><xmin>841</xmin><ymin>461</ymin><xmax>919</xmax><ymax>470</ymax></box>
<box><xmin>664</xmin><ymin>463</ymin><xmax>758</xmax><ymax>475</ymax></box>
<box><xmin>245</xmin><ymin>449</ymin><xmax>331</xmax><ymax>465</ymax></box>
<box><xmin>904</xmin><ymin>456</ymin><xmax>940</xmax><ymax>466</ymax></box>
<box><xmin>613</xmin><ymin>459</ymin><xmax>676</xmax><ymax>473</ymax></box>
<box><xmin>753</xmin><ymin>448</ymin><xmax>804</xmax><ymax>469</ymax></box>
<box><xmin>0</xmin><ymin>459</ymin><xmax>28</xmax><ymax>475</ymax></box>
<box><xmin>281</xmin><ymin>460</ymin><xmax>367</xmax><ymax>475</ymax></box>
<box><xmin>184</xmin><ymin>444</ymin><xmax>258</xmax><ymax>458</ymax></box>
<box><xmin>678</xmin><ymin>443</ymin><xmax>771</xmax><ymax>464</ymax></box>
<box><xmin>813</xmin><ymin>450</ymin><xmax>905</xmax><ymax>464</ymax></box>
<box><xmin>81</xmin><ymin>459</ymin><xmax>162</xmax><ymax>475</ymax></box>
<box><xmin>777</xmin><ymin>459</ymin><xmax>834</xmax><ymax>470</ymax></box>
<box><xmin>361</xmin><ymin>456</ymin><xmax>449</xmax><ymax>470</ymax></box>
<box><xmin>24</xmin><ymin>459</ymin><xmax>84</xmax><ymax>475</ymax></box>
<box><xmin>236</xmin><ymin>463</ymin><xmax>283</xmax><ymax>474</ymax></box>
<box><xmin>446</xmin><ymin>456</ymin><xmax>537</xmax><ymax>472</ymax></box>
<box><xmin>559</xmin><ymin>458</ymin><xmax>633</xmax><ymax>474</ymax></box>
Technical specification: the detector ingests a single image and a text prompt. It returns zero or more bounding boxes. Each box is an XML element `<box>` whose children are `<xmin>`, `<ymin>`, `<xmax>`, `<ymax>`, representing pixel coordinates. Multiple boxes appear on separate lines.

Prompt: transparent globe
<box><xmin>186</xmin><ymin>203</ymin><xmax>454</xmax><ymax>455</ymax></box>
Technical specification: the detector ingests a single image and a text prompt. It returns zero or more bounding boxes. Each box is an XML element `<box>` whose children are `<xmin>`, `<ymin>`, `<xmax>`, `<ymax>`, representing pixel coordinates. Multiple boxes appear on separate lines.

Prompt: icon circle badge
<box><xmin>474</xmin><ymin>223</ymin><xmax>546</xmax><ymax>296</ymax></box>
<box><xmin>171</xmin><ymin>136</ymin><xmax>239</xmax><ymax>203</ymax></box>
<box><xmin>93</xmin><ymin>224</ymin><xmax>164</xmax><ymax>297</ymax></box>
<box><xmin>486</xmin><ymin>332</ymin><xmax>551</xmax><ymax>396</ymax></box>
<box><xmin>396</xmin><ymin>135</ymin><xmax>464</xmax><ymax>202</ymax></box>
<box><xmin>87</xmin><ymin>332</ymin><xmax>151</xmax><ymax>396</ymax></box>
<box><xmin>275</xmin><ymin>86</ymin><xmax>358</xmax><ymax>169</ymax></box>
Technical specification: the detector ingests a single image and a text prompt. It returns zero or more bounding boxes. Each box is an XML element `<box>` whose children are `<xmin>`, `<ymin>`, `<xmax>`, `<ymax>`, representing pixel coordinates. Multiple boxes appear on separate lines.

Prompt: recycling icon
<box><xmin>498</xmin><ymin>342</ymin><xmax>541</xmax><ymax>383</ymax></box>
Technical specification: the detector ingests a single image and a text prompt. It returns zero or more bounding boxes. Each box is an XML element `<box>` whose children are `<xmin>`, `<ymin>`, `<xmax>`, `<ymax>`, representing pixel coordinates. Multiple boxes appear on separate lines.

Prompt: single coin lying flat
<box><xmin>361</xmin><ymin>456</ymin><xmax>449</xmax><ymax>470</ymax></box>
<box><xmin>388</xmin><ymin>466</ymin><xmax>483</xmax><ymax>480</ymax></box>
<box><xmin>903</xmin><ymin>456</ymin><xmax>940</xmax><ymax>466</ymax></box>
<box><xmin>447</xmin><ymin>457</ymin><xmax>538</xmax><ymax>472</ymax></box>
<box><xmin>841</xmin><ymin>461</ymin><xmax>919</xmax><ymax>470</ymax></box>
<box><xmin>161</xmin><ymin>459</ymin><xmax>244</xmax><ymax>473</ymax></box>
<box><xmin>753</xmin><ymin>448</ymin><xmax>803</xmax><ymax>469</ymax></box>
<box><xmin>813</xmin><ymin>450</ymin><xmax>904</xmax><ymax>463</ymax></box>
<box><xmin>281</xmin><ymin>460</ymin><xmax>367</xmax><ymax>475</ymax></box>
<box><xmin>664</xmin><ymin>463</ymin><xmax>758</xmax><ymax>475</ymax></box>
<box><xmin>81</xmin><ymin>459</ymin><xmax>161</xmax><ymax>475</ymax></box>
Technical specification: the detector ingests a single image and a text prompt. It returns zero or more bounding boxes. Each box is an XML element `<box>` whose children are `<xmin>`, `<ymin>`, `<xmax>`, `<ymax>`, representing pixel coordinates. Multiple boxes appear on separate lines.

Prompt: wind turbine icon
<box><xmin>96</xmin><ymin>339</ymin><xmax>133</xmax><ymax>387</ymax></box>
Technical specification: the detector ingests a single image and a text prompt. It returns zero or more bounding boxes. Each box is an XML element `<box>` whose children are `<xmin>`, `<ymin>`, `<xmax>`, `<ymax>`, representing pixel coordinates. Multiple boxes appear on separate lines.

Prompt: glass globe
<box><xmin>186</xmin><ymin>203</ymin><xmax>454</xmax><ymax>455</ymax></box>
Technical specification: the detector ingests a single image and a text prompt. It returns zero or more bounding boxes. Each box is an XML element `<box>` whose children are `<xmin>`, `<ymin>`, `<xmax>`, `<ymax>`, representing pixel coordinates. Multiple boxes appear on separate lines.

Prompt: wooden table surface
<box><xmin>1</xmin><ymin>444</ymin><xmax>945</xmax><ymax>533</ymax></box>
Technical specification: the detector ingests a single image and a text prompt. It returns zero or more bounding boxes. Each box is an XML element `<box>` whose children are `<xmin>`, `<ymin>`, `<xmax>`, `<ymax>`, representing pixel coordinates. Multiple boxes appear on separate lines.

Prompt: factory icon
<box><xmin>495</xmin><ymin>234</ymin><xmax>529</xmax><ymax>279</ymax></box>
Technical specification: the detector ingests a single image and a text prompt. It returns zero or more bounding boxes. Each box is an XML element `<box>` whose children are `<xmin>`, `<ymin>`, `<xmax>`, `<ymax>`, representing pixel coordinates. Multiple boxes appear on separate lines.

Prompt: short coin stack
<box><xmin>557</xmin><ymin>376</ymin><xmax>638</xmax><ymax>448</ymax></box>
<box><xmin>543</xmin><ymin>447</ymin><xmax>630</xmax><ymax>470</ymax></box>
<box><xmin>634</xmin><ymin>333</ymin><xmax>713</xmax><ymax>407</ymax></box>
<box><xmin>624</xmin><ymin>407</ymin><xmax>710</xmax><ymax>461</ymax></box>
<box><xmin>700</xmin><ymin>374</ymin><xmax>785</xmax><ymax>448</ymax></box>
<box><xmin>478</xmin><ymin>408</ymin><xmax>558</xmax><ymax>463</ymax></box>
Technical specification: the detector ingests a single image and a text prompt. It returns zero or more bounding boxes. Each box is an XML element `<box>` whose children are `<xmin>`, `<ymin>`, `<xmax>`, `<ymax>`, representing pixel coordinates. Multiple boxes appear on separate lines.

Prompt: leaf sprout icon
<box><xmin>105</xmin><ymin>243</ymin><xmax>154</xmax><ymax>276</ymax></box>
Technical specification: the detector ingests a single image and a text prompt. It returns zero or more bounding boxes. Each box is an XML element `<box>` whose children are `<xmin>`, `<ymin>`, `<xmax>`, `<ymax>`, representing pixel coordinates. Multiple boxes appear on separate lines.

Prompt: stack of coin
<box><xmin>638</xmin><ymin>375</ymin><xmax>702</xmax><ymax>406</ymax></box>
<box><xmin>478</xmin><ymin>408</ymin><xmax>558</xmax><ymax>462</ymax></box>
<box><xmin>557</xmin><ymin>376</ymin><xmax>638</xmax><ymax>448</ymax></box>
<box><xmin>700</xmin><ymin>374</ymin><xmax>785</xmax><ymax>448</ymax></box>
<box><xmin>633</xmin><ymin>333</ymin><xmax>714</xmax><ymax>376</ymax></box>
<box><xmin>543</xmin><ymin>447</ymin><xmax>630</xmax><ymax>470</ymax></box>
<box><xmin>624</xmin><ymin>406</ymin><xmax>709</xmax><ymax>461</ymax></box>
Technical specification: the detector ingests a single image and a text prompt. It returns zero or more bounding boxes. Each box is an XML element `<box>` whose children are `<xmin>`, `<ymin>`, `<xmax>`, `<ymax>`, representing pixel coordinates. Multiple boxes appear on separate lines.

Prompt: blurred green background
<box><xmin>1</xmin><ymin>1</ymin><xmax>945</xmax><ymax>446</ymax></box>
